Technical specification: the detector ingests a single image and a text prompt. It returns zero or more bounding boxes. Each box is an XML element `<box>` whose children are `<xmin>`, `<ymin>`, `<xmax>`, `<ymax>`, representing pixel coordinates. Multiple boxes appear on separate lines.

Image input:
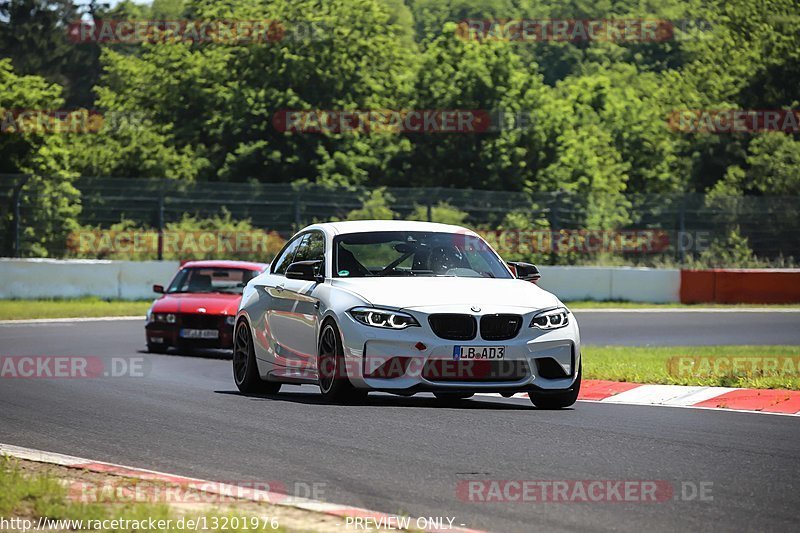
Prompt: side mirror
<box><xmin>286</xmin><ymin>260</ymin><xmax>324</xmax><ymax>282</ymax></box>
<box><xmin>153</xmin><ymin>284</ymin><xmax>165</xmax><ymax>293</ymax></box>
<box><xmin>508</xmin><ymin>261</ymin><xmax>541</xmax><ymax>283</ymax></box>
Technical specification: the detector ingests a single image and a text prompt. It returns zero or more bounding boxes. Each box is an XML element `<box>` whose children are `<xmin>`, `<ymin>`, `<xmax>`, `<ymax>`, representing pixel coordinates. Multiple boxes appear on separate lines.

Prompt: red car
<box><xmin>145</xmin><ymin>260</ymin><xmax>268</xmax><ymax>353</ymax></box>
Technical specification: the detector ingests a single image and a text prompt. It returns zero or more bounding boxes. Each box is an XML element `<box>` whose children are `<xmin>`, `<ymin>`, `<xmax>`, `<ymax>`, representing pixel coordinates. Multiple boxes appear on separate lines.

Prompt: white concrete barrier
<box><xmin>0</xmin><ymin>259</ymin><xmax>681</xmax><ymax>303</ymax></box>
<box><xmin>0</xmin><ymin>259</ymin><xmax>179</xmax><ymax>300</ymax></box>
<box><xmin>119</xmin><ymin>261</ymin><xmax>181</xmax><ymax>300</ymax></box>
<box><xmin>537</xmin><ymin>266</ymin><xmax>613</xmax><ymax>301</ymax></box>
<box><xmin>537</xmin><ymin>266</ymin><xmax>680</xmax><ymax>303</ymax></box>
<box><xmin>609</xmin><ymin>267</ymin><xmax>680</xmax><ymax>303</ymax></box>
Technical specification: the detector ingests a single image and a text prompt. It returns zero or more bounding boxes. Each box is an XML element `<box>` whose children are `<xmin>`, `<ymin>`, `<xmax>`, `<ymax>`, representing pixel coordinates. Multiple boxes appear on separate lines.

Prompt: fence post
<box><xmin>549</xmin><ymin>191</ymin><xmax>561</xmax><ymax>231</ymax></box>
<box><xmin>426</xmin><ymin>188</ymin><xmax>437</xmax><ymax>222</ymax></box>
<box><xmin>294</xmin><ymin>188</ymin><xmax>302</xmax><ymax>230</ymax></box>
<box><xmin>11</xmin><ymin>174</ymin><xmax>32</xmax><ymax>258</ymax></box>
<box><xmin>157</xmin><ymin>194</ymin><xmax>165</xmax><ymax>261</ymax></box>
<box><xmin>678</xmin><ymin>196</ymin><xmax>686</xmax><ymax>264</ymax></box>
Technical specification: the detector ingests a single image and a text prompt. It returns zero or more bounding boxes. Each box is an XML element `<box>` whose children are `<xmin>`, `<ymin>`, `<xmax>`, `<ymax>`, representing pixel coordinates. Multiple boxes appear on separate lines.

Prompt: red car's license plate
<box><xmin>180</xmin><ymin>329</ymin><xmax>219</xmax><ymax>339</ymax></box>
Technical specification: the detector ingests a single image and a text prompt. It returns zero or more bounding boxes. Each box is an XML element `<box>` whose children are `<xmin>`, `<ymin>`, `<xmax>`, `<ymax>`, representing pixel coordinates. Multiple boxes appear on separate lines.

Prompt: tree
<box><xmin>341</xmin><ymin>188</ymin><xmax>397</xmax><ymax>220</ymax></box>
<box><xmin>0</xmin><ymin>59</ymin><xmax>79</xmax><ymax>256</ymax></box>
<box><xmin>0</xmin><ymin>0</ymin><xmax>101</xmax><ymax>107</ymax></box>
<box><xmin>92</xmin><ymin>0</ymin><xmax>416</xmax><ymax>185</ymax></box>
<box><xmin>389</xmin><ymin>21</ymin><xmax>528</xmax><ymax>190</ymax></box>
<box><xmin>407</xmin><ymin>202</ymin><xmax>468</xmax><ymax>224</ymax></box>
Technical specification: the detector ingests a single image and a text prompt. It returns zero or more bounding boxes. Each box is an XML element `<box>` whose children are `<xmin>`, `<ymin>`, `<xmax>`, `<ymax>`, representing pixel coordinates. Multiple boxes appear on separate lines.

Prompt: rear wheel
<box><xmin>529</xmin><ymin>363</ymin><xmax>581</xmax><ymax>409</ymax></box>
<box><xmin>233</xmin><ymin>321</ymin><xmax>281</xmax><ymax>395</ymax></box>
<box><xmin>317</xmin><ymin>322</ymin><xmax>365</xmax><ymax>403</ymax></box>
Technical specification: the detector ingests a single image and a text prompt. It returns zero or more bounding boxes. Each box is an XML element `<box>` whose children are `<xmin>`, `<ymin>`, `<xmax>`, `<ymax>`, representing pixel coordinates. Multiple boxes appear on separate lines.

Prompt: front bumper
<box><xmin>339</xmin><ymin>306</ymin><xmax>580</xmax><ymax>393</ymax></box>
<box><xmin>145</xmin><ymin>315</ymin><xmax>234</xmax><ymax>349</ymax></box>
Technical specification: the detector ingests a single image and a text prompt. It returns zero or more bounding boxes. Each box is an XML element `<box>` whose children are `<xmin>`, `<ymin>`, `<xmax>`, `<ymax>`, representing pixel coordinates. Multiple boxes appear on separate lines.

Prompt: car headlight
<box><xmin>225</xmin><ymin>316</ymin><xmax>236</xmax><ymax>326</ymax></box>
<box><xmin>348</xmin><ymin>307</ymin><xmax>420</xmax><ymax>329</ymax></box>
<box><xmin>152</xmin><ymin>313</ymin><xmax>165</xmax><ymax>322</ymax></box>
<box><xmin>530</xmin><ymin>307</ymin><xmax>569</xmax><ymax>330</ymax></box>
<box><xmin>166</xmin><ymin>313</ymin><xmax>176</xmax><ymax>323</ymax></box>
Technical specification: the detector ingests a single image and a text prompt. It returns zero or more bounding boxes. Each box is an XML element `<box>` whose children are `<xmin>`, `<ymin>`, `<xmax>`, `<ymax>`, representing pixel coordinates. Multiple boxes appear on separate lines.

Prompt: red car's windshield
<box><xmin>167</xmin><ymin>268</ymin><xmax>259</xmax><ymax>294</ymax></box>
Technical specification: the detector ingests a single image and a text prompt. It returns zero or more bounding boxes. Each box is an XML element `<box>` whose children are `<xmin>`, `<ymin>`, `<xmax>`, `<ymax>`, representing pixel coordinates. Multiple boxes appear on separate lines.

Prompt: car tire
<box><xmin>233</xmin><ymin>321</ymin><xmax>281</xmax><ymax>395</ymax></box>
<box><xmin>529</xmin><ymin>363</ymin><xmax>581</xmax><ymax>409</ymax></box>
<box><xmin>317</xmin><ymin>322</ymin><xmax>365</xmax><ymax>403</ymax></box>
<box><xmin>147</xmin><ymin>342</ymin><xmax>169</xmax><ymax>354</ymax></box>
<box><xmin>433</xmin><ymin>392</ymin><xmax>474</xmax><ymax>401</ymax></box>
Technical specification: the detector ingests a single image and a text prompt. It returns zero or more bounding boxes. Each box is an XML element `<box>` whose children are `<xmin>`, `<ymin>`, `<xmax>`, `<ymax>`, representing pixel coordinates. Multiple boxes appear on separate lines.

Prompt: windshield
<box><xmin>166</xmin><ymin>268</ymin><xmax>259</xmax><ymax>294</ymax></box>
<box><xmin>333</xmin><ymin>231</ymin><xmax>512</xmax><ymax>279</ymax></box>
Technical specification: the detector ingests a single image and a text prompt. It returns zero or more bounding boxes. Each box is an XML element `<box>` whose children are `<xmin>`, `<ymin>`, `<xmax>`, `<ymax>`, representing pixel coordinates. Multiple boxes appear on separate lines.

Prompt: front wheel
<box><xmin>529</xmin><ymin>364</ymin><xmax>581</xmax><ymax>409</ymax></box>
<box><xmin>233</xmin><ymin>321</ymin><xmax>281</xmax><ymax>395</ymax></box>
<box><xmin>317</xmin><ymin>322</ymin><xmax>365</xmax><ymax>403</ymax></box>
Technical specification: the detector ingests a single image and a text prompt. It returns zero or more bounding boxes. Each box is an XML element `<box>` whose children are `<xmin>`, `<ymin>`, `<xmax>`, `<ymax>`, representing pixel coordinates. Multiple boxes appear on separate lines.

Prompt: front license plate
<box><xmin>453</xmin><ymin>345</ymin><xmax>505</xmax><ymax>360</ymax></box>
<box><xmin>180</xmin><ymin>329</ymin><xmax>219</xmax><ymax>339</ymax></box>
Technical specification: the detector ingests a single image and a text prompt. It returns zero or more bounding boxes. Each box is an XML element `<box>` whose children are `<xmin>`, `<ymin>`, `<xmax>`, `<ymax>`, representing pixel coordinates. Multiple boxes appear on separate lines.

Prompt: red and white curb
<box><xmin>479</xmin><ymin>380</ymin><xmax>800</xmax><ymax>416</ymax></box>
<box><xmin>0</xmin><ymin>443</ymin><xmax>485</xmax><ymax>533</ymax></box>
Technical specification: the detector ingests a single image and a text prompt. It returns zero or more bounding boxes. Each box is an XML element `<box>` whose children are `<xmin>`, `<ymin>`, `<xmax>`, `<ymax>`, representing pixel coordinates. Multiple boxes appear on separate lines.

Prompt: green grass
<box><xmin>566</xmin><ymin>300</ymin><xmax>800</xmax><ymax>309</ymax></box>
<box><xmin>0</xmin><ymin>298</ymin><xmax>150</xmax><ymax>320</ymax></box>
<box><xmin>0</xmin><ymin>457</ymin><xmax>285</xmax><ymax>532</ymax></box>
<box><xmin>585</xmin><ymin>345</ymin><xmax>800</xmax><ymax>390</ymax></box>
<box><xmin>0</xmin><ymin>456</ymin><xmax>172</xmax><ymax>527</ymax></box>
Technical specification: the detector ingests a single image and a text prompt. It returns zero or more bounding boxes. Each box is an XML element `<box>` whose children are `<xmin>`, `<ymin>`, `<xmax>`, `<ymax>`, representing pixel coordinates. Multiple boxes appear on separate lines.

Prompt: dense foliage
<box><xmin>1</xmin><ymin>0</ymin><xmax>798</xmax><ymax>261</ymax></box>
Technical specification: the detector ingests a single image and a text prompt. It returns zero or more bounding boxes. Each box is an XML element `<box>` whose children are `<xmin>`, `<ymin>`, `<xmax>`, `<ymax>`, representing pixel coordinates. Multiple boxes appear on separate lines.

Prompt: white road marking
<box><xmin>599</xmin><ymin>384</ymin><xmax>739</xmax><ymax>406</ymax></box>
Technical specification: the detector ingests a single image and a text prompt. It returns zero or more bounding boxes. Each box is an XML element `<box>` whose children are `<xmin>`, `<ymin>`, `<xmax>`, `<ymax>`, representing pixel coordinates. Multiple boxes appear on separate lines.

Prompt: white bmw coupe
<box><xmin>232</xmin><ymin>220</ymin><xmax>581</xmax><ymax>408</ymax></box>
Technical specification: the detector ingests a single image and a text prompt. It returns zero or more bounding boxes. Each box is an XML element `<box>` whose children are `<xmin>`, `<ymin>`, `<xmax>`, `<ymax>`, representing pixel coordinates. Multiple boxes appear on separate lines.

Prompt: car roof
<box><xmin>180</xmin><ymin>260</ymin><xmax>268</xmax><ymax>271</ymax></box>
<box><xmin>308</xmin><ymin>220</ymin><xmax>479</xmax><ymax>236</ymax></box>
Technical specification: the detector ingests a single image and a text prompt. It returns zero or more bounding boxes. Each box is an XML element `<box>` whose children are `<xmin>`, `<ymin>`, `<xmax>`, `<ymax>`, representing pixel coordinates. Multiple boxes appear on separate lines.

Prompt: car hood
<box><xmin>330</xmin><ymin>277</ymin><xmax>561</xmax><ymax>311</ymax></box>
<box><xmin>151</xmin><ymin>293</ymin><xmax>241</xmax><ymax>315</ymax></box>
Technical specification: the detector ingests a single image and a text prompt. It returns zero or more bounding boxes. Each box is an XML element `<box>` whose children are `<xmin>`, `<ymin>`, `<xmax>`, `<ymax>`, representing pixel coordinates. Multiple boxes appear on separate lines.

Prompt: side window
<box><xmin>271</xmin><ymin>236</ymin><xmax>303</xmax><ymax>275</ymax></box>
<box><xmin>291</xmin><ymin>231</ymin><xmax>326</xmax><ymax>277</ymax></box>
<box><xmin>294</xmin><ymin>231</ymin><xmax>324</xmax><ymax>262</ymax></box>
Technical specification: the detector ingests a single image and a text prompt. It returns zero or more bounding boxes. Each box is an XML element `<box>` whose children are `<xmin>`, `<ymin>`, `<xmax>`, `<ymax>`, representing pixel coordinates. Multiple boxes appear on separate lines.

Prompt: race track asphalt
<box><xmin>0</xmin><ymin>313</ymin><xmax>798</xmax><ymax>532</ymax></box>
<box><xmin>574</xmin><ymin>309</ymin><xmax>800</xmax><ymax>345</ymax></box>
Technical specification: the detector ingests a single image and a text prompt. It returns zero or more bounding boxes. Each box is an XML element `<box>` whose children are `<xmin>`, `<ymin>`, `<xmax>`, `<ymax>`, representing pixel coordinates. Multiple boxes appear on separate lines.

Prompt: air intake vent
<box><xmin>535</xmin><ymin>358</ymin><xmax>570</xmax><ymax>379</ymax></box>
<box><xmin>179</xmin><ymin>314</ymin><xmax>220</xmax><ymax>329</ymax></box>
<box><xmin>428</xmin><ymin>314</ymin><xmax>477</xmax><ymax>340</ymax></box>
<box><xmin>480</xmin><ymin>314</ymin><xmax>522</xmax><ymax>341</ymax></box>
